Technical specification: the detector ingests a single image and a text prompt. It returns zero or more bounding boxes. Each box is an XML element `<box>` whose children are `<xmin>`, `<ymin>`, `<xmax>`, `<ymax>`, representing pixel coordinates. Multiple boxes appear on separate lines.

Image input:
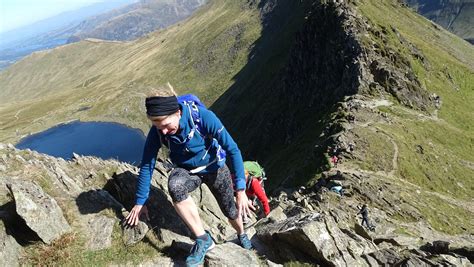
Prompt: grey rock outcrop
<box><xmin>256</xmin><ymin>212</ymin><xmax>377</xmax><ymax>266</ymax></box>
<box><xmin>86</xmin><ymin>215</ymin><xmax>117</xmax><ymax>250</ymax></box>
<box><xmin>205</xmin><ymin>242</ymin><xmax>260</xmax><ymax>266</ymax></box>
<box><xmin>0</xmin><ymin>220</ymin><xmax>22</xmax><ymax>267</ymax></box>
<box><xmin>169</xmin><ymin>234</ymin><xmax>260</xmax><ymax>266</ymax></box>
<box><xmin>122</xmin><ymin>219</ymin><xmax>149</xmax><ymax>246</ymax></box>
<box><xmin>7</xmin><ymin>179</ymin><xmax>71</xmax><ymax>244</ymax></box>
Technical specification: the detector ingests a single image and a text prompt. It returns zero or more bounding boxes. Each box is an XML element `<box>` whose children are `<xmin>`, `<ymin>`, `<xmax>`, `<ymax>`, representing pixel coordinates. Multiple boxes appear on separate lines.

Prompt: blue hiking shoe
<box><xmin>238</xmin><ymin>233</ymin><xmax>253</xmax><ymax>250</ymax></box>
<box><xmin>186</xmin><ymin>231</ymin><xmax>215</xmax><ymax>267</ymax></box>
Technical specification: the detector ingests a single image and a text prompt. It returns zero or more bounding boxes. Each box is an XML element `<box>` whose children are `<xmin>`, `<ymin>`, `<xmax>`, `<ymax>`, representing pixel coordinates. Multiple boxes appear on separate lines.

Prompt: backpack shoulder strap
<box><xmin>182</xmin><ymin>101</ymin><xmax>208</xmax><ymax>137</ymax></box>
<box><xmin>246</xmin><ymin>175</ymin><xmax>253</xmax><ymax>191</ymax></box>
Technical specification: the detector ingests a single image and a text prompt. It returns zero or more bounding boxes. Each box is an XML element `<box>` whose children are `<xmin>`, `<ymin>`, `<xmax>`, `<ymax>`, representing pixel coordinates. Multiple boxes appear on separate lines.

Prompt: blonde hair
<box><xmin>146</xmin><ymin>82</ymin><xmax>177</xmax><ymax>98</ymax></box>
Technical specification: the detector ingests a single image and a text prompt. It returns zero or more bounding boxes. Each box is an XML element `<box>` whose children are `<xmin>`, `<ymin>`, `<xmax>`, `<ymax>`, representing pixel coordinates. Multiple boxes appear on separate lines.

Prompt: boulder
<box><xmin>7</xmin><ymin>180</ymin><xmax>71</xmax><ymax>244</ymax></box>
<box><xmin>122</xmin><ymin>219</ymin><xmax>149</xmax><ymax>246</ymax></box>
<box><xmin>432</xmin><ymin>240</ymin><xmax>450</xmax><ymax>254</ymax></box>
<box><xmin>205</xmin><ymin>242</ymin><xmax>259</xmax><ymax>266</ymax></box>
<box><xmin>86</xmin><ymin>215</ymin><xmax>117</xmax><ymax>250</ymax></box>
<box><xmin>256</xmin><ymin>212</ymin><xmax>377</xmax><ymax>265</ymax></box>
<box><xmin>169</xmin><ymin>236</ymin><xmax>259</xmax><ymax>266</ymax></box>
<box><xmin>354</xmin><ymin>223</ymin><xmax>372</xmax><ymax>241</ymax></box>
<box><xmin>0</xmin><ymin>220</ymin><xmax>22</xmax><ymax>267</ymax></box>
<box><xmin>365</xmin><ymin>248</ymin><xmax>403</xmax><ymax>266</ymax></box>
<box><xmin>157</xmin><ymin>228</ymin><xmax>193</xmax><ymax>248</ymax></box>
<box><xmin>436</xmin><ymin>254</ymin><xmax>471</xmax><ymax>266</ymax></box>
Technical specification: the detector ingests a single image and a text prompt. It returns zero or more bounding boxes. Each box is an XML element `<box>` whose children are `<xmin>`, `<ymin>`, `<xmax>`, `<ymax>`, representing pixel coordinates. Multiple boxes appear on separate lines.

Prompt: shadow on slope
<box><xmin>212</xmin><ymin>0</ymin><xmax>362</xmax><ymax>191</ymax></box>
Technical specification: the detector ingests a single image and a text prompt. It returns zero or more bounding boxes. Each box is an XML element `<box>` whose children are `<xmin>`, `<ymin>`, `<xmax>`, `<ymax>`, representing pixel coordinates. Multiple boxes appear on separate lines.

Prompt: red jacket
<box><xmin>246</xmin><ymin>178</ymin><xmax>270</xmax><ymax>216</ymax></box>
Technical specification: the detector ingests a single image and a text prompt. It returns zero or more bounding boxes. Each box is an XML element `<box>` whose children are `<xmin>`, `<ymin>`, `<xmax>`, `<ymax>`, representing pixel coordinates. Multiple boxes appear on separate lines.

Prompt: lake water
<box><xmin>16</xmin><ymin>121</ymin><xmax>146</xmax><ymax>165</ymax></box>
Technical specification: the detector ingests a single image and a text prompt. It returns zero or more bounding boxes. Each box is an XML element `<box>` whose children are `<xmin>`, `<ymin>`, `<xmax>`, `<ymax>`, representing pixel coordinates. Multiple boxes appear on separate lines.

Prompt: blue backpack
<box><xmin>174</xmin><ymin>94</ymin><xmax>226</xmax><ymax>165</ymax></box>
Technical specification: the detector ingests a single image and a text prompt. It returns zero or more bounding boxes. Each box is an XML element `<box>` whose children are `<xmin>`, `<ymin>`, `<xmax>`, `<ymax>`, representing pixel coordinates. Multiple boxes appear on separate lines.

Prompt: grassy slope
<box><xmin>358</xmin><ymin>0</ymin><xmax>474</xmax><ymax>234</ymax></box>
<box><xmin>0</xmin><ymin>0</ymin><xmax>261</xmax><ymax>143</ymax></box>
<box><xmin>1</xmin><ymin>0</ymin><xmax>473</xmax><ymax>239</ymax></box>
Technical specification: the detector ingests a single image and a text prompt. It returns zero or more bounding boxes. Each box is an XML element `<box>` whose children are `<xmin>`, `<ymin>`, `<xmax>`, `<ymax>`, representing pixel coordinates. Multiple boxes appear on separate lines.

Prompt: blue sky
<box><xmin>0</xmin><ymin>0</ymin><xmax>103</xmax><ymax>33</ymax></box>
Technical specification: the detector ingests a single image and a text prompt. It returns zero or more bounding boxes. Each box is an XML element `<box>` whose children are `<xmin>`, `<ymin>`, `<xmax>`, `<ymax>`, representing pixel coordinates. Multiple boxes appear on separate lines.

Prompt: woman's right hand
<box><xmin>125</xmin><ymin>204</ymin><xmax>149</xmax><ymax>226</ymax></box>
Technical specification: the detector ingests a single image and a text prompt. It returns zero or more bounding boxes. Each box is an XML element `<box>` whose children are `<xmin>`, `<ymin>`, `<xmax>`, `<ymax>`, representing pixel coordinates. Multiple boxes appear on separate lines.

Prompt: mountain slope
<box><xmin>67</xmin><ymin>0</ymin><xmax>206</xmax><ymax>42</ymax></box>
<box><xmin>405</xmin><ymin>0</ymin><xmax>474</xmax><ymax>43</ymax></box>
<box><xmin>0</xmin><ymin>0</ymin><xmax>134</xmax><ymax>49</ymax></box>
<box><xmin>0</xmin><ymin>0</ymin><xmax>473</xmax><ymax>240</ymax></box>
<box><xmin>212</xmin><ymin>0</ymin><xmax>474</xmax><ymax>234</ymax></box>
<box><xmin>0</xmin><ymin>0</ymin><xmax>263</xmax><ymax>140</ymax></box>
<box><xmin>0</xmin><ymin>0</ymin><xmax>205</xmax><ymax>70</ymax></box>
<box><xmin>0</xmin><ymin>0</ymin><xmax>136</xmax><ymax>70</ymax></box>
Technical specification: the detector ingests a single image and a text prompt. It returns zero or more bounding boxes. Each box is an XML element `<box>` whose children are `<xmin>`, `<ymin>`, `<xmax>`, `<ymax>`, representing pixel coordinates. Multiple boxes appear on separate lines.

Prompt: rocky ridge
<box><xmin>0</xmin><ymin>143</ymin><xmax>472</xmax><ymax>266</ymax></box>
<box><xmin>1</xmin><ymin>0</ymin><xmax>473</xmax><ymax>266</ymax></box>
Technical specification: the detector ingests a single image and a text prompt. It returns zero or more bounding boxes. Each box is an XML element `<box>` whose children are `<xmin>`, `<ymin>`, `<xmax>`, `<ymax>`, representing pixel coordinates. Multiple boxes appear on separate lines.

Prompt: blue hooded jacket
<box><xmin>135</xmin><ymin>103</ymin><xmax>246</xmax><ymax>205</ymax></box>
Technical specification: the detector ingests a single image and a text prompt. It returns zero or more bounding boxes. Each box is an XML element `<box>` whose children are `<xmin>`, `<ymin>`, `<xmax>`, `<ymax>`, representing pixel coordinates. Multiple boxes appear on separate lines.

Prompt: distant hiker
<box><xmin>348</xmin><ymin>142</ymin><xmax>355</xmax><ymax>152</ymax></box>
<box><xmin>328</xmin><ymin>179</ymin><xmax>344</xmax><ymax>196</ymax></box>
<box><xmin>330</xmin><ymin>155</ymin><xmax>339</xmax><ymax>167</ymax></box>
<box><xmin>330</xmin><ymin>185</ymin><xmax>343</xmax><ymax>196</ymax></box>
<box><xmin>357</xmin><ymin>204</ymin><xmax>374</xmax><ymax>231</ymax></box>
<box><xmin>125</xmin><ymin>84</ymin><xmax>252</xmax><ymax>267</ymax></box>
<box><xmin>243</xmin><ymin>161</ymin><xmax>270</xmax><ymax>219</ymax></box>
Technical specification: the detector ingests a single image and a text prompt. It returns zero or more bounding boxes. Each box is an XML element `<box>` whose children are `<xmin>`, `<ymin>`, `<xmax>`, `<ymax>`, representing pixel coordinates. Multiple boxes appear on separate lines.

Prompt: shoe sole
<box><xmin>208</xmin><ymin>240</ymin><xmax>216</xmax><ymax>251</ymax></box>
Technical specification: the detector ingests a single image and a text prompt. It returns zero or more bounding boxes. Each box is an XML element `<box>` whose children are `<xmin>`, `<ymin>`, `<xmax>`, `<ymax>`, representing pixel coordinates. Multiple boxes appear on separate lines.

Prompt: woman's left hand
<box><xmin>236</xmin><ymin>190</ymin><xmax>251</xmax><ymax>221</ymax></box>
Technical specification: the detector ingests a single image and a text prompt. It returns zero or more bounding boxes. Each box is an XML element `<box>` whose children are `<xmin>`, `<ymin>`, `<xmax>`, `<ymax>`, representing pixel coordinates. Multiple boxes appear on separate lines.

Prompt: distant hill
<box><xmin>0</xmin><ymin>0</ymin><xmax>135</xmax><ymax>49</ymax></box>
<box><xmin>0</xmin><ymin>0</ymin><xmax>135</xmax><ymax>70</ymax></box>
<box><xmin>405</xmin><ymin>0</ymin><xmax>474</xmax><ymax>44</ymax></box>
<box><xmin>68</xmin><ymin>0</ymin><xmax>207</xmax><ymax>42</ymax></box>
<box><xmin>0</xmin><ymin>0</ymin><xmax>205</xmax><ymax>70</ymax></box>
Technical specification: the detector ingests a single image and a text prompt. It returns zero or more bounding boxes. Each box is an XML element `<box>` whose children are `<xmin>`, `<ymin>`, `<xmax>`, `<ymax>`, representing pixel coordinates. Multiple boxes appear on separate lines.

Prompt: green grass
<box><xmin>393</xmin><ymin>227</ymin><xmax>416</xmax><ymax>237</ymax></box>
<box><xmin>412</xmin><ymin>193</ymin><xmax>474</xmax><ymax>235</ymax></box>
<box><xmin>22</xmin><ymin>223</ymin><xmax>161</xmax><ymax>266</ymax></box>
<box><xmin>356</xmin><ymin>0</ymin><xmax>474</xmax><ymax>233</ymax></box>
<box><xmin>352</xmin><ymin>127</ymin><xmax>394</xmax><ymax>173</ymax></box>
<box><xmin>0</xmin><ymin>0</ymin><xmax>263</xmax><ymax>143</ymax></box>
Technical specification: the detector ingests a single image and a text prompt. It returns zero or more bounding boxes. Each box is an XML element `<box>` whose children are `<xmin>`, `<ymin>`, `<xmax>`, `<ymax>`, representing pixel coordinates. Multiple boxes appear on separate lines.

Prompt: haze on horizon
<box><xmin>0</xmin><ymin>0</ymin><xmax>109</xmax><ymax>34</ymax></box>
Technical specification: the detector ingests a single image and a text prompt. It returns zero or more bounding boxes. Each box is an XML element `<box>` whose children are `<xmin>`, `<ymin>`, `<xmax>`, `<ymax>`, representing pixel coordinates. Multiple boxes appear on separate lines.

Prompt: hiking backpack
<box><xmin>163</xmin><ymin>94</ymin><xmax>226</xmax><ymax>165</ymax></box>
<box><xmin>244</xmin><ymin>161</ymin><xmax>267</xmax><ymax>190</ymax></box>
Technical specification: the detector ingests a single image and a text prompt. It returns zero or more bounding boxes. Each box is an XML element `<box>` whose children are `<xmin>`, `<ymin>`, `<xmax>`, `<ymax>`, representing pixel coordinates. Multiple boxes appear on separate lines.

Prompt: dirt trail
<box><xmin>335</xmin><ymin>98</ymin><xmax>474</xmax><ymax>214</ymax></box>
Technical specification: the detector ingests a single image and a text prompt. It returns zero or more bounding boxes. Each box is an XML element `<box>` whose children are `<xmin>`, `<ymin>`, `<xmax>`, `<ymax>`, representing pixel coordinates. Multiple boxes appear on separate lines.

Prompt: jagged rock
<box><xmin>256</xmin><ymin>212</ymin><xmax>377</xmax><ymax>265</ymax></box>
<box><xmin>205</xmin><ymin>242</ymin><xmax>259</xmax><ymax>266</ymax></box>
<box><xmin>86</xmin><ymin>215</ymin><xmax>117</xmax><ymax>250</ymax></box>
<box><xmin>432</xmin><ymin>240</ymin><xmax>450</xmax><ymax>254</ymax></box>
<box><xmin>157</xmin><ymin>228</ymin><xmax>193</xmax><ymax>248</ymax></box>
<box><xmin>366</xmin><ymin>248</ymin><xmax>403</xmax><ymax>266</ymax></box>
<box><xmin>76</xmin><ymin>189</ymin><xmax>124</xmax><ymax>215</ymax></box>
<box><xmin>130</xmin><ymin>256</ymin><xmax>176</xmax><ymax>267</ymax></box>
<box><xmin>169</xmin><ymin>237</ymin><xmax>259</xmax><ymax>266</ymax></box>
<box><xmin>0</xmin><ymin>178</ymin><xmax>12</xmax><ymax>206</ymax></box>
<box><xmin>51</xmin><ymin>162</ymin><xmax>83</xmax><ymax>194</ymax></box>
<box><xmin>106</xmin><ymin>171</ymin><xmax>189</xmax><ymax>238</ymax></box>
<box><xmin>267</xmin><ymin>206</ymin><xmax>287</xmax><ymax>222</ymax></box>
<box><xmin>122</xmin><ymin>220</ymin><xmax>149</xmax><ymax>246</ymax></box>
<box><xmin>0</xmin><ymin>220</ymin><xmax>22</xmax><ymax>267</ymax></box>
<box><xmin>420</xmin><ymin>240</ymin><xmax>452</xmax><ymax>255</ymax></box>
<box><xmin>362</xmin><ymin>254</ymin><xmax>380</xmax><ymax>266</ymax></box>
<box><xmin>7</xmin><ymin>179</ymin><xmax>71</xmax><ymax>244</ymax></box>
<box><xmin>436</xmin><ymin>254</ymin><xmax>471</xmax><ymax>266</ymax></box>
<box><xmin>355</xmin><ymin>223</ymin><xmax>373</xmax><ymax>241</ymax></box>
<box><xmin>399</xmin><ymin>256</ymin><xmax>430</xmax><ymax>267</ymax></box>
